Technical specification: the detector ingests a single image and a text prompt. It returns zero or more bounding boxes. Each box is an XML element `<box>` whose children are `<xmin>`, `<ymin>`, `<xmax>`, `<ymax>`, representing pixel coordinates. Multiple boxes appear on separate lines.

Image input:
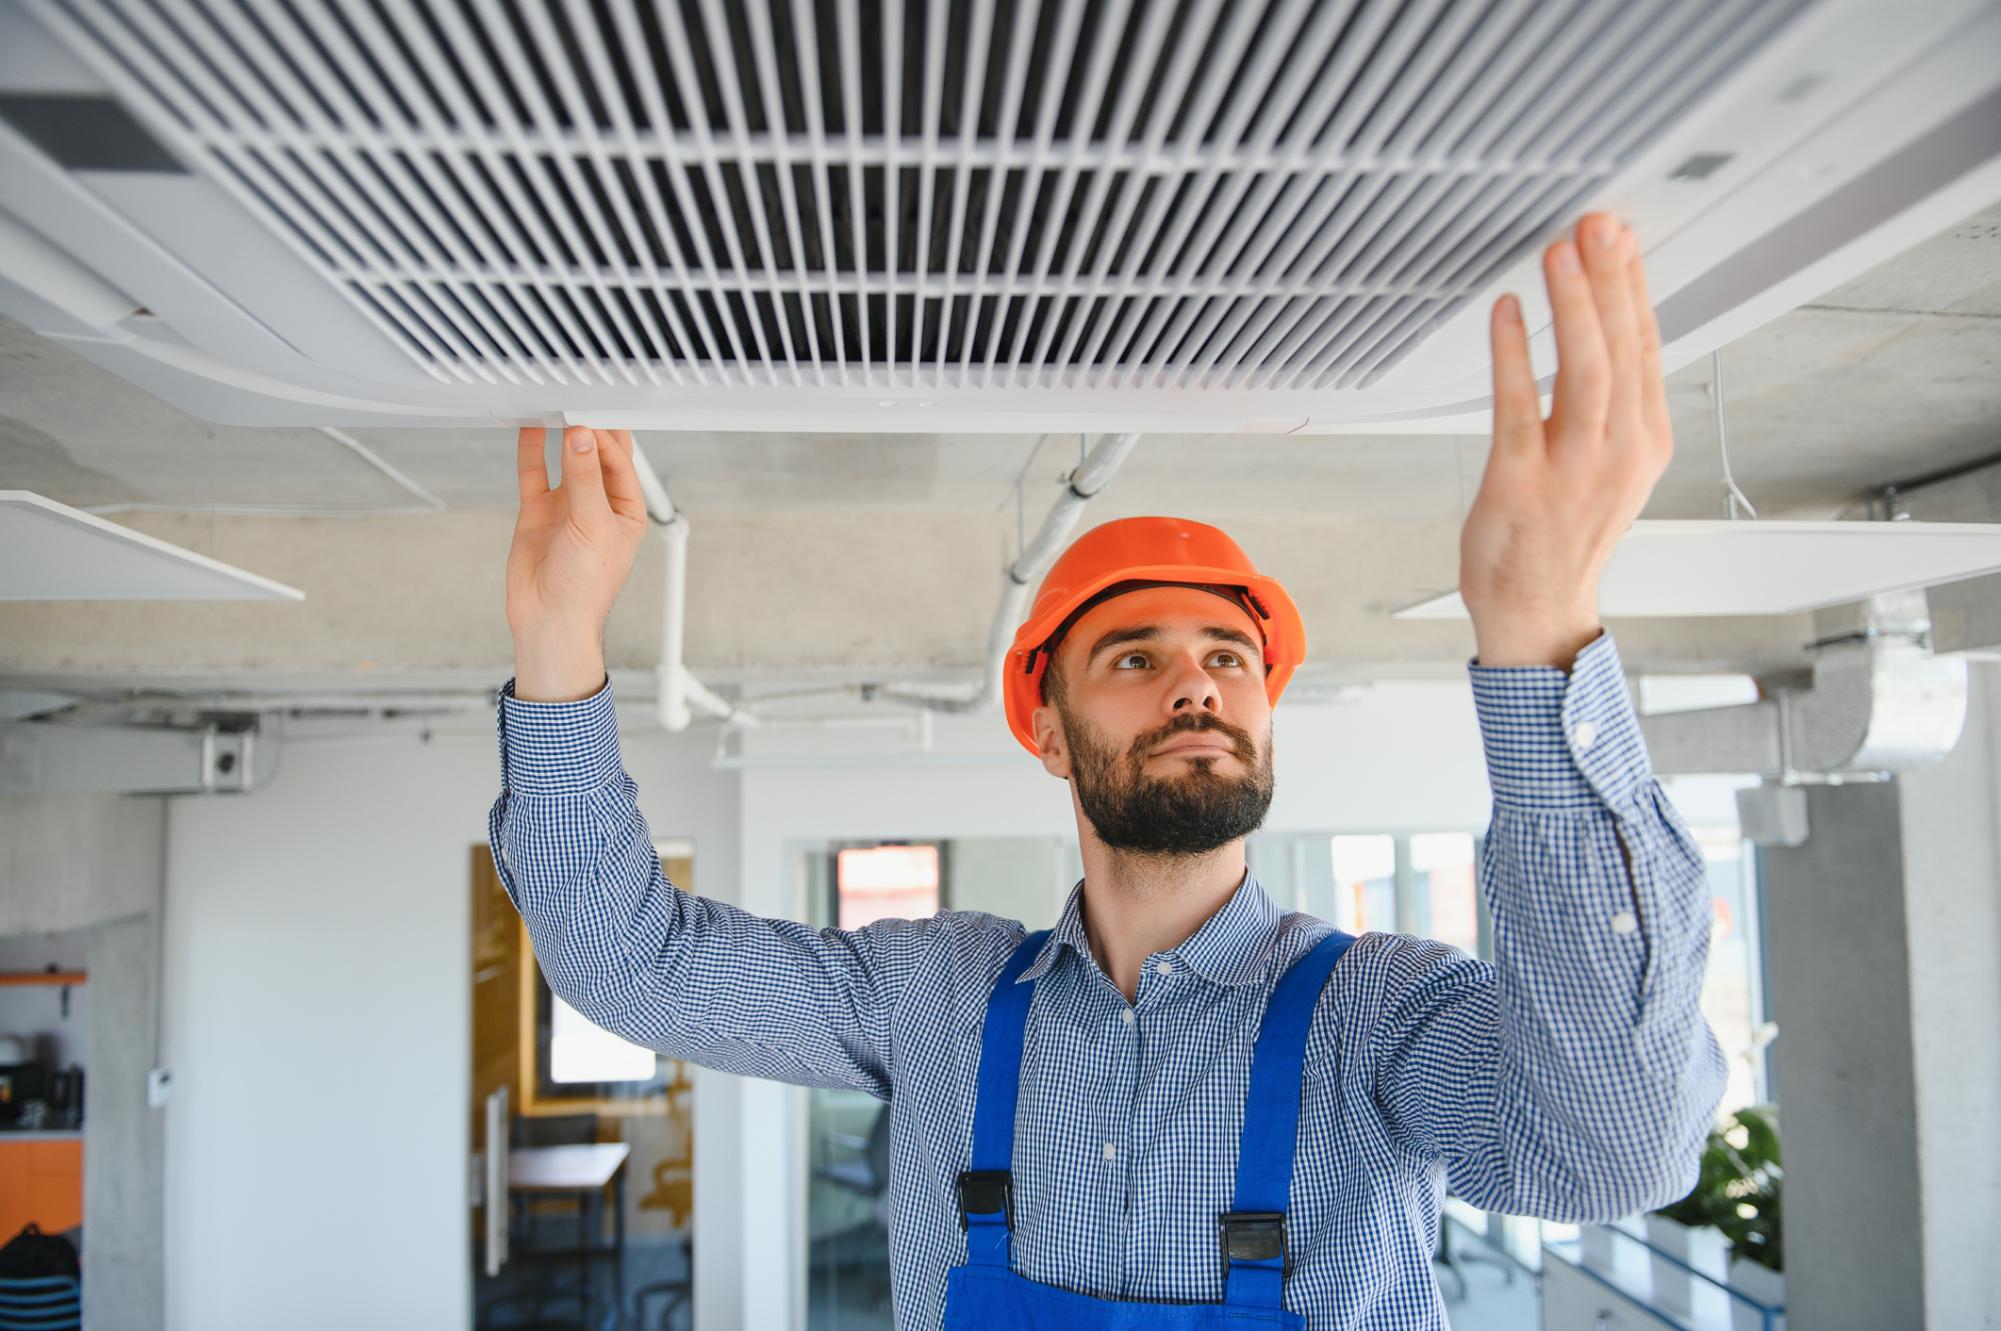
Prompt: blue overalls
<box><xmin>943</xmin><ymin>926</ymin><xmax>1357</xmax><ymax>1329</ymax></box>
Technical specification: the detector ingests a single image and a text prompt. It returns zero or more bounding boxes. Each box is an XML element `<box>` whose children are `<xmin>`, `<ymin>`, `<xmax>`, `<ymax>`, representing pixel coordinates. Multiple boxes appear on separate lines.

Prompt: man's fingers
<box><xmin>1579</xmin><ymin>214</ymin><xmax>1642</xmax><ymax>438</ymax></box>
<box><xmin>597</xmin><ymin>428</ymin><xmax>649</xmax><ymax>522</ymax></box>
<box><xmin>516</xmin><ymin>427</ymin><xmax>551</xmax><ymax>503</ymax></box>
<box><xmin>1627</xmin><ymin>244</ymin><xmax>1671</xmax><ymax>451</ymax></box>
<box><xmin>1543</xmin><ymin>236</ymin><xmax>1610</xmax><ymax>439</ymax></box>
<box><xmin>1489</xmin><ymin>293</ymin><xmax>1543</xmax><ymax>456</ymax></box>
<box><xmin>559</xmin><ymin>425</ymin><xmax>611</xmax><ymax>521</ymax></box>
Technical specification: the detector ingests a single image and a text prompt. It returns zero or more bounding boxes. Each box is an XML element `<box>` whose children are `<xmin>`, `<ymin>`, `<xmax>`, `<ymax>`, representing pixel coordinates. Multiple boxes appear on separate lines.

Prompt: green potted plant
<box><xmin>1645</xmin><ymin>1120</ymin><xmax>1737</xmax><ymax>1321</ymax></box>
<box><xmin>1716</xmin><ymin>1105</ymin><xmax>1783</xmax><ymax>1331</ymax></box>
<box><xmin>1647</xmin><ymin>1105</ymin><xmax>1782</xmax><ymax>1324</ymax></box>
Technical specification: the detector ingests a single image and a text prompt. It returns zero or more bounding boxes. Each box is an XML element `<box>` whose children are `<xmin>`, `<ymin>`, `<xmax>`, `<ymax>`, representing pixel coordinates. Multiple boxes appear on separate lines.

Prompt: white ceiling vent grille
<box><xmin>36</xmin><ymin>0</ymin><xmax>1806</xmax><ymax>389</ymax></box>
<box><xmin>7</xmin><ymin>0</ymin><xmax>2000</xmax><ymax>429</ymax></box>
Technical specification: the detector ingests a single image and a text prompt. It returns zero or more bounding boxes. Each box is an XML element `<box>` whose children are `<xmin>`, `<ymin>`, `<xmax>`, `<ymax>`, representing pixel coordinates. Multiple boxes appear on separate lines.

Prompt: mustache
<box><xmin>1130</xmin><ymin>714</ymin><xmax>1256</xmax><ymax>764</ymax></box>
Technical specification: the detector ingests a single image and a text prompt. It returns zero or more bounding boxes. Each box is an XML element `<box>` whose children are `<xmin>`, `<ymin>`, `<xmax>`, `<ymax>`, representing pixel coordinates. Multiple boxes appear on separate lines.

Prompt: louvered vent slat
<box><xmin>39</xmin><ymin>0</ymin><xmax>1808</xmax><ymax>392</ymax></box>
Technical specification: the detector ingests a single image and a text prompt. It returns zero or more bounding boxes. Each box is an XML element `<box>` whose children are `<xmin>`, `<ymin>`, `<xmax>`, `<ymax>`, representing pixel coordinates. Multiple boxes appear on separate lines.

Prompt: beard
<box><xmin>1061</xmin><ymin>708</ymin><xmax>1274</xmax><ymax>857</ymax></box>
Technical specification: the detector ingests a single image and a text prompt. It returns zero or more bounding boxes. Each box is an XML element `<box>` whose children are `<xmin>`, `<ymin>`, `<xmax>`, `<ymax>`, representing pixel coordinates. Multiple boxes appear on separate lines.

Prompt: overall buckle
<box><xmin>1219</xmin><ymin>1210</ymin><xmax>1287</xmax><ymax>1267</ymax></box>
<box><xmin>957</xmin><ymin>1169</ymin><xmax>1014</xmax><ymax>1232</ymax></box>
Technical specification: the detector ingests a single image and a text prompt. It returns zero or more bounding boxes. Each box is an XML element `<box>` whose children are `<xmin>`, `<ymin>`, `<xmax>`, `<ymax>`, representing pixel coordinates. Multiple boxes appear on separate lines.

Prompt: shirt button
<box><xmin>1610</xmin><ymin>910</ymin><xmax>1639</xmax><ymax>936</ymax></box>
<box><xmin>1121</xmin><ymin>1008</ymin><xmax>1135</xmax><ymax>1026</ymax></box>
<box><xmin>1571</xmin><ymin>720</ymin><xmax>1599</xmax><ymax>751</ymax></box>
<box><xmin>1103</xmin><ymin>1141</ymin><xmax>1117</xmax><ymax>1161</ymax></box>
<box><xmin>1154</xmin><ymin>960</ymin><xmax>1173</xmax><ymax>976</ymax></box>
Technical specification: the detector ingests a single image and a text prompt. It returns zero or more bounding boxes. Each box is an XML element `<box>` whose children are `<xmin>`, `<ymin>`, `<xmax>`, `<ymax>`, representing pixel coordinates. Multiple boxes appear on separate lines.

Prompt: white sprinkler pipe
<box><xmin>626</xmin><ymin>437</ymin><xmax>758</xmax><ymax>731</ymax></box>
<box><xmin>882</xmin><ymin>432</ymin><xmax>1140</xmax><ymax>714</ymax></box>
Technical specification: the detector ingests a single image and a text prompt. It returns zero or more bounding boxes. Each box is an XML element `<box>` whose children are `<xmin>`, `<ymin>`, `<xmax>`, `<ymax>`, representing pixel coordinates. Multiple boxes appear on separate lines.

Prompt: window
<box><xmin>1329</xmin><ymin>834</ymin><xmax>1397</xmax><ymax>934</ymax></box>
<box><xmin>835</xmin><ymin>844</ymin><xmax>941</xmax><ymax>927</ymax></box>
<box><xmin>1319</xmin><ymin>832</ymin><xmax>1484</xmax><ymax>950</ymax></box>
<box><xmin>806</xmin><ymin>838</ymin><xmax>950</xmax><ymax>1329</ymax></box>
<box><xmin>1410</xmin><ymin>832</ymin><xmax>1481</xmax><ymax>955</ymax></box>
<box><xmin>1690</xmin><ymin>822</ymin><xmax>1768</xmax><ymax>1115</ymax></box>
<box><xmin>549</xmin><ymin>995</ymin><xmax>657</xmax><ymax>1084</ymax></box>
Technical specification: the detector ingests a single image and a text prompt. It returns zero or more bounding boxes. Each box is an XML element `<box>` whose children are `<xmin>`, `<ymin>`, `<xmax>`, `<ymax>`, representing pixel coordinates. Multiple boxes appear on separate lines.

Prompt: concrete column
<box><xmin>83</xmin><ymin>913</ymin><xmax>164</xmax><ymax>1331</ymax></box>
<box><xmin>1898</xmin><ymin>660</ymin><xmax>2001</xmax><ymax>1328</ymax></box>
<box><xmin>1758</xmin><ymin>660</ymin><xmax>2001</xmax><ymax>1329</ymax></box>
<box><xmin>0</xmin><ymin>792</ymin><xmax>166</xmax><ymax>1331</ymax></box>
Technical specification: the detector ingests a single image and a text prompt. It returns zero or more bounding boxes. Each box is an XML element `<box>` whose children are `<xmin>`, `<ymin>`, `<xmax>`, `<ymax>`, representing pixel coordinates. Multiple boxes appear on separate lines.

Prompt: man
<box><xmin>490</xmin><ymin>212</ymin><xmax>1725</xmax><ymax>1328</ymax></box>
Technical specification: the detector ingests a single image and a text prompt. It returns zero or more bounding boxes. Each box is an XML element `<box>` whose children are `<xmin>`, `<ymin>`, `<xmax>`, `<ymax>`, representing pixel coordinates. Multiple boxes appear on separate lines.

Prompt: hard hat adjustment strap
<box><xmin>1029</xmin><ymin>579</ymin><xmax>1268</xmax><ymax>672</ymax></box>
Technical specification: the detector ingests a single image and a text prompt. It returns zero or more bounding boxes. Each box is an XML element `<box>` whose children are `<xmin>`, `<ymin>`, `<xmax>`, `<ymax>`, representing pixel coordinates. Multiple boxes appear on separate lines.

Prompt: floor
<box><xmin>475</xmin><ymin>1231</ymin><xmax>692</xmax><ymax>1331</ymax></box>
<box><xmin>473</xmin><ymin>1218</ymin><xmax>1539</xmax><ymax>1330</ymax></box>
<box><xmin>805</xmin><ymin>1225</ymin><xmax>1543</xmax><ymax>1330</ymax></box>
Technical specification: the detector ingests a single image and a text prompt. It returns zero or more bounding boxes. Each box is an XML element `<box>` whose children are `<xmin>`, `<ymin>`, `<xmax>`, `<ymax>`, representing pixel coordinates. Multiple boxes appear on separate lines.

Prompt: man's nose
<box><xmin>1163</xmin><ymin>652</ymin><xmax>1222</xmax><ymax>716</ymax></box>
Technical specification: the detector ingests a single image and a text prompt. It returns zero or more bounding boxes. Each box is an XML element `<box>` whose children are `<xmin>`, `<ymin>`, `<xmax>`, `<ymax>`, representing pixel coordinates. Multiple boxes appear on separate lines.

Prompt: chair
<box><xmin>814</xmin><ymin>1102</ymin><xmax>891</xmax><ymax>1199</ymax></box>
<box><xmin>630</xmin><ymin>1234</ymin><xmax>694</xmax><ymax>1331</ymax></box>
<box><xmin>0</xmin><ymin>1276</ymin><xmax>82</xmax><ymax>1331</ymax></box>
<box><xmin>809</xmin><ymin>1103</ymin><xmax>894</xmax><ymax>1310</ymax></box>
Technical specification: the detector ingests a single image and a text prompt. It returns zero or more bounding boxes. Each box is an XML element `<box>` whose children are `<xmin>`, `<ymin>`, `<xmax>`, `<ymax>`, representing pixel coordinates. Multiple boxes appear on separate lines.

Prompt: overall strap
<box><xmin>1222</xmin><ymin>928</ymin><xmax>1356</xmax><ymax>1309</ymax></box>
<box><xmin>959</xmin><ymin>928</ymin><xmax>1052</xmax><ymax>1269</ymax></box>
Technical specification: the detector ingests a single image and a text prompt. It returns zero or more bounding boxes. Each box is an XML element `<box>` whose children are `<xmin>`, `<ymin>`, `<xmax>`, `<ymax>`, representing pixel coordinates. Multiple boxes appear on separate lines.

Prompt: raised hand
<box><xmin>506</xmin><ymin>426</ymin><xmax>651</xmax><ymax>700</ymax></box>
<box><xmin>1459</xmin><ymin>212</ymin><xmax>1673</xmax><ymax>670</ymax></box>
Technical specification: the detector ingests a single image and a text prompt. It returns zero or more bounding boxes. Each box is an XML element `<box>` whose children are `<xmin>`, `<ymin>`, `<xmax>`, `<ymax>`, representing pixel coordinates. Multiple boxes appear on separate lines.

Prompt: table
<box><xmin>510</xmin><ymin>1142</ymin><xmax>632</xmax><ymax>1329</ymax></box>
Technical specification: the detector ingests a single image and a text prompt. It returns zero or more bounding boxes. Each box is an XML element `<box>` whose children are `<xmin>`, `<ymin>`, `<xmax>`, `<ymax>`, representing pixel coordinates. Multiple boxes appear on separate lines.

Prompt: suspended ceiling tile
<box><xmin>1393</xmin><ymin>519</ymin><xmax>2001</xmax><ymax>619</ymax></box>
<box><xmin>0</xmin><ymin>490</ymin><xmax>304</xmax><ymax>600</ymax></box>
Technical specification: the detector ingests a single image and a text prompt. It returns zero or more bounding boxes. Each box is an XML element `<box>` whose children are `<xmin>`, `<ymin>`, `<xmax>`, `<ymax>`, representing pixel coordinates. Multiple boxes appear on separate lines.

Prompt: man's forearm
<box><xmin>1455</xmin><ymin>630</ymin><xmax>1726</xmax><ymax>1216</ymax></box>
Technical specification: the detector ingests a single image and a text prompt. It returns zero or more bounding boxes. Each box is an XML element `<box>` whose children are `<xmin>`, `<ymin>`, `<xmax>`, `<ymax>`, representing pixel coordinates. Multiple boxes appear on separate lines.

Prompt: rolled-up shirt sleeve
<box><xmin>486</xmin><ymin>675</ymin><xmax>943</xmax><ymax>1100</ymax></box>
<box><xmin>1368</xmin><ymin>631</ymin><xmax>1728</xmax><ymax>1221</ymax></box>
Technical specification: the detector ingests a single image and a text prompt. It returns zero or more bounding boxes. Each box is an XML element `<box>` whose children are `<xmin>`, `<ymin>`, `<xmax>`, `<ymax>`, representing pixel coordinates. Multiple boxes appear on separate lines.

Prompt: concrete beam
<box><xmin>0</xmin><ymin>509</ymin><xmax>1818</xmax><ymax>690</ymax></box>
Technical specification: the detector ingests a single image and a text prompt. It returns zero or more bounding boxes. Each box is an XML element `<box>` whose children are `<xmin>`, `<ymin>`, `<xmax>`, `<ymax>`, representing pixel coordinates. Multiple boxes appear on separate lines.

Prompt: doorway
<box><xmin>469</xmin><ymin>839</ymin><xmax>697</xmax><ymax>1330</ymax></box>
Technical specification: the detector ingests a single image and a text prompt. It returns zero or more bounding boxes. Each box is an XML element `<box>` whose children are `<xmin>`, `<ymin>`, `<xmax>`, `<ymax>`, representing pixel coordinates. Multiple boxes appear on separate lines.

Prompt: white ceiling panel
<box><xmin>1394</xmin><ymin>519</ymin><xmax>2001</xmax><ymax>619</ymax></box>
<box><xmin>0</xmin><ymin>489</ymin><xmax>305</xmax><ymax>600</ymax></box>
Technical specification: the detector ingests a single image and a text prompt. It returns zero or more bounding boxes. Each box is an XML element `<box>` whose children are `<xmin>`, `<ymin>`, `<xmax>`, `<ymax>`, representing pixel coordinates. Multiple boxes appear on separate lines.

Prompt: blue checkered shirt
<box><xmin>487</xmin><ymin>630</ymin><xmax>1726</xmax><ymax>1329</ymax></box>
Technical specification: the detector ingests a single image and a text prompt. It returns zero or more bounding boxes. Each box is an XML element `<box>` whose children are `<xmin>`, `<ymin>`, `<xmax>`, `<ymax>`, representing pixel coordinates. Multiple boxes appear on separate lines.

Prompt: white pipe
<box><xmin>624</xmin><ymin>435</ymin><xmax>758</xmax><ymax>729</ymax></box>
<box><xmin>114</xmin><ymin>428</ymin><xmax>1127</xmax><ymax>731</ymax></box>
<box><xmin>655</xmin><ymin>517</ymin><xmax>695</xmax><ymax>732</ymax></box>
<box><xmin>624</xmin><ymin>432</ymin><xmax>681</xmax><ymax>526</ymax></box>
<box><xmin>881</xmin><ymin>432</ymin><xmax>1140</xmax><ymax>714</ymax></box>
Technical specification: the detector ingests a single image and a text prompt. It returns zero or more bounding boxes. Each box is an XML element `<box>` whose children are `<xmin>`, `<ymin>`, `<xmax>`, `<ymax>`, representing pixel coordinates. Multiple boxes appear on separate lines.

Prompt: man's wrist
<box><xmin>1468</xmin><ymin>608</ymin><xmax>1602</xmax><ymax>671</ymax></box>
<box><xmin>512</xmin><ymin>632</ymin><xmax>608</xmax><ymax>702</ymax></box>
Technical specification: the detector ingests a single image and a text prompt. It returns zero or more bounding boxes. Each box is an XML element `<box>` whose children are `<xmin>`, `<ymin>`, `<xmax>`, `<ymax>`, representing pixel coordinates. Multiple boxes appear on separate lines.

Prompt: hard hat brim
<box><xmin>1003</xmin><ymin>562</ymin><xmax>1305</xmax><ymax>757</ymax></box>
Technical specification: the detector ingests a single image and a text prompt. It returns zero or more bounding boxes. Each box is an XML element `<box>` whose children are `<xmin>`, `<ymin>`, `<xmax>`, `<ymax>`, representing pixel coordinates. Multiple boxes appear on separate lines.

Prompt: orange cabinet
<box><xmin>0</xmin><ymin>1137</ymin><xmax>83</xmax><ymax>1237</ymax></box>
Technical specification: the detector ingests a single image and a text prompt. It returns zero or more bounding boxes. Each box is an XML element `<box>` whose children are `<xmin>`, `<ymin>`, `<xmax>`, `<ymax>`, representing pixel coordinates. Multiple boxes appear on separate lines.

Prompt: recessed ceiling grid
<box><xmin>36</xmin><ymin>0</ymin><xmax>1805</xmax><ymax>391</ymax></box>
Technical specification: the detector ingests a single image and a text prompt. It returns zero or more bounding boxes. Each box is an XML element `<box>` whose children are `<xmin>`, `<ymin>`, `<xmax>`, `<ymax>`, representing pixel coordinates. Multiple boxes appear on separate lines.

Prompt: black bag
<box><xmin>0</xmin><ymin>1222</ymin><xmax>80</xmax><ymax>1279</ymax></box>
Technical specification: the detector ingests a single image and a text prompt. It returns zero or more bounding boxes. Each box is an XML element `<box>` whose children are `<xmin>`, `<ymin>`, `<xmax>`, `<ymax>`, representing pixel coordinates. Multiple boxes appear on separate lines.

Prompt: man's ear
<box><xmin>1031</xmin><ymin>704</ymin><xmax>1072</xmax><ymax>779</ymax></box>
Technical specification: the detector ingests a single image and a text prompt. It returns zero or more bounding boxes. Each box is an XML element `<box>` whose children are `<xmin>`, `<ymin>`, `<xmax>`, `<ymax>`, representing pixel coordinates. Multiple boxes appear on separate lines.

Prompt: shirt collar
<box><xmin>1016</xmin><ymin>865</ymin><xmax>1283</xmax><ymax>988</ymax></box>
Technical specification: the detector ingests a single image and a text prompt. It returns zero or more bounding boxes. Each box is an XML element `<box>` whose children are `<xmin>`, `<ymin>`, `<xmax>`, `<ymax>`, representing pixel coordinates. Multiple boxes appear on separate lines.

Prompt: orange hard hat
<box><xmin>1002</xmin><ymin>516</ymin><xmax>1306</xmax><ymax>756</ymax></box>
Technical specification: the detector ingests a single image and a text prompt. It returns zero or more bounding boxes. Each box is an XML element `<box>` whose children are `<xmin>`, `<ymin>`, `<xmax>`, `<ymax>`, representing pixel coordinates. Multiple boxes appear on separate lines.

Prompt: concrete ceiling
<box><xmin>1</xmin><ymin>204</ymin><xmax>1997</xmax><ymax>705</ymax></box>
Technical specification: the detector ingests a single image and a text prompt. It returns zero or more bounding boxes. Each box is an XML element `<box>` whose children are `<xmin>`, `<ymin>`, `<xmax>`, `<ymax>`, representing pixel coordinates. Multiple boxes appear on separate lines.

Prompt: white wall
<box><xmin>160</xmin><ymin>712</ymin><xmax>740</xmax><ymax>1331</ymax></box>
<box><xmin>156</xmin><ymin>672</ymin><xmax>1517</xmax><ymax>1330</ymax></box>
<box><xmin>162</xmin><ymin>733</ymin><xmax>489</xmax><ymax>1331</ymax></box>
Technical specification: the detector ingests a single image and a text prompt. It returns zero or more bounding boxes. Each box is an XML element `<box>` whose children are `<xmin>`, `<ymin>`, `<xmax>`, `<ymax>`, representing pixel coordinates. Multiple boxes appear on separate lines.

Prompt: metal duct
<box><xmin>0</xmin><ymin>719</ymin><xmax>258</xmax><ymax>795</ymax></box>
<box><xmin>1641</xmin><ymin>604</ymin><xmax>1969</xmax><ymax>779</ymax></box>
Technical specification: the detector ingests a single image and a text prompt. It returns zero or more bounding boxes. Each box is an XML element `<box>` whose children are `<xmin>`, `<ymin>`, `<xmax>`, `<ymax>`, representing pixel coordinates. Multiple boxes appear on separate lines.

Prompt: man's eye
<box><xmin>1112</xmin><ymin>650</ymin><xmax>1247</xmax><ymax>669</ymax></box>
